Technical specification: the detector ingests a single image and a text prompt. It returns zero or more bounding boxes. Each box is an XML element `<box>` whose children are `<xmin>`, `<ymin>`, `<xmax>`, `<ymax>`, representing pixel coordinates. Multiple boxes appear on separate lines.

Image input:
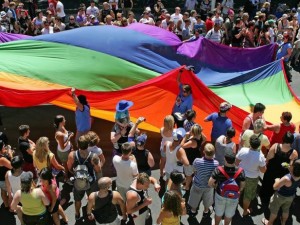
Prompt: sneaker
<box><xmin>188</xmin><ymin>211</ymin><xmax>197</xmax><ymax>218</ymax></box>
<box><xmin>75</xmin><ymin>214</ymin><xmax>81</xmax><ymax>221</ymax></box>
<box><xmin>202</xmin><ymin>209</ymin><xmax>211</xmax><ymax>218</ymax></box>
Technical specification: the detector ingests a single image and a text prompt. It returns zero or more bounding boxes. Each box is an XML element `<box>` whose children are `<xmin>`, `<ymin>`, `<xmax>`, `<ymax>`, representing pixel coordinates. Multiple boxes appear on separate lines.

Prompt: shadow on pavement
<box><xmin>0</xmin><ymin>208</ymin><xmax>16</xmax><ymax>225</ymax></box>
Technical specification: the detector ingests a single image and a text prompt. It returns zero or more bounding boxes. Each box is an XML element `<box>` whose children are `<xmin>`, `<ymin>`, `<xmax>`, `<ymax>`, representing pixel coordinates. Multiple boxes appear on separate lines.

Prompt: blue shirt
<box><xmin>193</xmin><ymin>157</ymin><xmax>219</xmax><ymax>188</ymax></box>
<box><xmin>276</xmin><ymin>42</ymin><xmax>292</xmax><ymax>62</ymax></box>
<box><xmin>205</xmin><ymin>112</ymin><xmax>232</xmax><ymax>141</ymax></box>
<box><xmin>75</xmin><ymin>105</ymin><xmax>91</xmax><ymax>132</ymax></box>
<box><xmin>172</xmin><ymin>84</ymin><xmax>193</xmax><ymax>114</ymax></box>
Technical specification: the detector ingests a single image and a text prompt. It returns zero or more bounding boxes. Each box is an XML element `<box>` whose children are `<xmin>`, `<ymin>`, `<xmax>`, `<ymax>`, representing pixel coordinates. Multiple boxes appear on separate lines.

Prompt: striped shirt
<box><xmin>193</xmin><ymin>157</ymin><xmax>219</xmax><ymax>188</ymax></box>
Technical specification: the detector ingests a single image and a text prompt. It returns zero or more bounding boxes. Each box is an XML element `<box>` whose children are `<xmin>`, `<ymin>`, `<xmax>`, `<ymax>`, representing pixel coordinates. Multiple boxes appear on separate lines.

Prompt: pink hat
<box><xmin>228</xmin><ymin>9</ymin><xmax>234</xmax><ymax>16</ymax></box>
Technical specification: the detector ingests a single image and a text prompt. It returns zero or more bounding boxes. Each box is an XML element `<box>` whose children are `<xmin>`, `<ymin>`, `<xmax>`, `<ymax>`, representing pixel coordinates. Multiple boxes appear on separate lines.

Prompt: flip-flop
<box><xmin>261</xmin><ymin>218</ymin><xmax>269</xmax><ymax>225</ymax></box>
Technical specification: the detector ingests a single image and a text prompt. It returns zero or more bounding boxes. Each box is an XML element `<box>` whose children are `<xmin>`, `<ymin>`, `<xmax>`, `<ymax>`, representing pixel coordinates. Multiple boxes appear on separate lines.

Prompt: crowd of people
<box><xmin>0</xmin><ymin>65</ymin><xmax>300</xmax><ymax>225</ymax></box>
<box><xmin>1</xmin><ymin>0</ymin><xmax>300</xmax><ymax>225</ymax></box>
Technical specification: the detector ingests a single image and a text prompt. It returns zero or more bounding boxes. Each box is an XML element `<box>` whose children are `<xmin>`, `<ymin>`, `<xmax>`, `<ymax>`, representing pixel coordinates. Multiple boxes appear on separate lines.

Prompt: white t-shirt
<box><xmin>56</xmin><ymin>1</ymin><xmax>66</xmax><ymax>18</ymax></box>
<box><xmin>86</xmin><ymin>6</ymin><xmax>99</xmax><ymax>16</ymax></box>
<box><xmin>54</xmin><ymin>23</ymin><xmax>66</xmax><ymax>31</ymax></box>
<box><xmin>161</xmin><ymin>19</ymin><xmax>168</xmax><ymax>29</ymax></box>
<box><xmin>236</xmin><ymin>147</ymin><xmax>266</xmax><ymax>178</ymax></box>
<box><xmin>113</xmin><ymin>155</ymin><xmax>138</xmax><ymax>188</ymax></box>
<box><xmin>170</xmin><ymin>13</ymin><xmax>183</xmax><ymax>25</ymax></box>
<box><xmin>42</xmin><ymin>27</ymin><xmax>54</xmax><ymax>35</ymax></box>
<box><xmin>139</xmin><ymin>17</ymin><xmax>155</xmax><ymax>25</ymax></box>
<box><xmin>87</xmin><ymin>146</ymin><xmax>103</xmax><ymax>156</ymax></box>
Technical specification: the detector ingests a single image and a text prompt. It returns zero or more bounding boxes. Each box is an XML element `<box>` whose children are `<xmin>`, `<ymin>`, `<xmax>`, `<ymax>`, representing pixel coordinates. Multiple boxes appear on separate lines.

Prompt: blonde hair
<box><xmin>190</xmin><ymin>124</ymin><xmax>203</xmax><ymax>138</ymax></box>
<box><xmin>204</xmin><ymin>143</ymin><xmax>215</xmax><ymax>157</ymax></box>
<box><xmin>35</xmin><ymin>137</ymin><xmax>50</xmax><ymax>163</ymax></box>
<box><xmin>164</xmin><ymin>115</ymin><xmax>175</xmax><ymax>131</ymax></box>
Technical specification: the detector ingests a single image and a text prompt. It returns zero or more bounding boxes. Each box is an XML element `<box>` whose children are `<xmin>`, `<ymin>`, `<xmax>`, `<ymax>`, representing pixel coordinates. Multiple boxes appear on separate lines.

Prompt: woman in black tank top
<box><xmin>181</xmin><ymin>124</ymin><xmax>206</xmax><ymax>190</ymax></box>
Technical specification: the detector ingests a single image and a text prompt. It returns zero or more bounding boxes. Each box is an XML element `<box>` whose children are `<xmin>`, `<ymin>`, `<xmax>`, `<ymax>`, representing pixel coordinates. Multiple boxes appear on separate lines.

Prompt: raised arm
<box><xmin>177</xmin><ymin>69</ymin><xmax>183</xmax><ymax>86</ymax></box>
<box><xmin>71</xmin><ymin>88</ymin><xmax>84</xmax><ymax>111</ymax></box>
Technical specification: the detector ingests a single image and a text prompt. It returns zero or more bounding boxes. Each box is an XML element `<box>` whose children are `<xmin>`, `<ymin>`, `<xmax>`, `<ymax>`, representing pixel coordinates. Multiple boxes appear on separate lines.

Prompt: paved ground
<box><xmin>0</xmin><ymin>69</ymin><xmax>300</xmax><ymax>225</ymax></box>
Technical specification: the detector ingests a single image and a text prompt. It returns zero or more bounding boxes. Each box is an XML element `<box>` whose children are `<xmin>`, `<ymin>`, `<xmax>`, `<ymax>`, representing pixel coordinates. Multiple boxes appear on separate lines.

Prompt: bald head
<box><xmin>98</xmin><ymin>177</ymin><xmax>112</xmax><ymax>190</ymax></box>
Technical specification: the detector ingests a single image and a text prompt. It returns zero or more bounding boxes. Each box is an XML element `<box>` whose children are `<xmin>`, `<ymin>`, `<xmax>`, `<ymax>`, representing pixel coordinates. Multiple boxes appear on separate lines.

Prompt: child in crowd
<box><xmin>39</xmin><ymin>168</ymin><xmax>68</xmax><ymax>225</ymax></box>
<box><xmin>86</xmin><ymin>131</ymin><xmax>105</xmax><ymax>180</ymax></box>
<box><xmin>183</xmin><ymin>109</ymin><xmax>196</xmax><ymax>132</ymax></box>
<box><xmin>157</xmin><ymin>190</ymin><xmax>186</xmax><ymax>225</ymax></box>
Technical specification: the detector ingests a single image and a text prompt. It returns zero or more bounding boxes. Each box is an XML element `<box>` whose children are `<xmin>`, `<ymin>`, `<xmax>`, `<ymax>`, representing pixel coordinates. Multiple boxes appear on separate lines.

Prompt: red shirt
<box><xmin>205</xmin><ymin>18</ymin><xmax>213</xmax><ymax>32</ymax></box>
<box><xmin>270</xmin><ymin>123</ymin><xmax>296</xmax><ymax>146</ymax></box>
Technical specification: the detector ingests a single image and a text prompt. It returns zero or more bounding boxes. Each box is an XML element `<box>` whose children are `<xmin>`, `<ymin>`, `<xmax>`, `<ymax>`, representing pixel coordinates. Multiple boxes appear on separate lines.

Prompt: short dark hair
<box><xmin>182</xmin><ymin>84</ymin><xmax>192</xmax><ymax>94</ymax></box>
<box><xmin>39</xmin><ymin>167</ymin><xmax>53</xmax><ymax>184</ymax></box>
<box><xmin>19</xmin><ymin>125</ymin><xmax>30</xmax><ymax>136</ymax></box>
<box><xmin>121</xmin><ymin>142</ymin><xmax>133</xmax><ymax>155</ymax></box>
<box><xmin>11</xmin><ymin>156</ymin><xmax>24</xmax><ymax>170</ymax></box>
<box><xmin>208</xmin><ymin>11</ymin><xmax>213</xmax><ymax>17</ymax></box>
<box><xmin>282</xmin><ymin>131</ymin><xmax>294</xmax><ymax>144</ymax></box>
<box><xmin>55</xmin><ymin>16</ymin><xmax>62</xmax><ymax>22</ymax></box>
<box><xmin>282</xmin><ymin>112</ymin><xmax>292</xmax><ymax>122</ymax></box>
<box><xmin>185</xmin><ymin>109</ymin><xmax>196</xmax><ymax>121</ymax></box>
<box><xmin>226</xmin><ymin>127</ymin><xmax>236</xmax><ymax>138</ymax></box>
<box><xmin>292</xmin><ymin>159</ymin><xmax>300</xmax><ymax>177</ymax></box>
<box><xmin>253</xmin><ymin>103</ymin><xmax>266</xmax><ymax>113</ymax></box>
<box><xmin>249</xmin><ymin>135</ymin><xmax>261</xmax><ymax>149</ymax></box>
<box><xmin>170</xmin><ymin>170</ymin><xmax>185</xmax><ymax>185</ymax></box>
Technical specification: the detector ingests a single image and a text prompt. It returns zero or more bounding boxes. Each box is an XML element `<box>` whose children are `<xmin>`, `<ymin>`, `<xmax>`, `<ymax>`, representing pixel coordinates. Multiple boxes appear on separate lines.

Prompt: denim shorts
<box><xmin>214</xmin><ymin>193</ymin><xmax>238</xmax><ymax>218</ymax></box>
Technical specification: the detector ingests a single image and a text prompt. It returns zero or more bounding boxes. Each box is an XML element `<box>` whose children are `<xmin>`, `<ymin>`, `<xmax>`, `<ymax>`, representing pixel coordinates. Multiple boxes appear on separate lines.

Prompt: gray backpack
<box><xmin>73</xmin><ymin>151</ymin><xmax>93</xmax><ymax>191</ymax></box>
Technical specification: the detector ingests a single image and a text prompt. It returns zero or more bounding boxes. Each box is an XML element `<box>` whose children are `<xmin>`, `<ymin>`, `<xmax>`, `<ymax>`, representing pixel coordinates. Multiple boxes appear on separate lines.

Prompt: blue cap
<box><xmin>172</xmin><ymin>128</ymin><xmax>186</xmax><ymax>141</ymax></box>
<box><xmin>136</xmin><ymin>134</ymin><xmax>147</xmax><ymax>145</ymax></box>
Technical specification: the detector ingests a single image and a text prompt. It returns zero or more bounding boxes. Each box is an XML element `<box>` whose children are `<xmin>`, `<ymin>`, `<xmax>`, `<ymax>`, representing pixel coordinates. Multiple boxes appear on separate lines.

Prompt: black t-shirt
<box><xmin>18</xmin><ymin>137</ymin><xmax>33</xmax><ymax>163</ymax></box>
<box><xmin>231</xmin><ymin>26</ymin><xmax>243</xmax><ymax>46</ymax></box>
<box><xmin>211</xmin><ymin>165</ymin><xmax>245</xmax><ymax>195</ymax></box>
<box><xmin>100</xmin><ymin>9</ymin><xmax>112</xmax><ymax>22</ymax></box>
<box><xmin>65</xmin><ymin>23</ymin><xmax>80</xmax><ymax>30</ymax></box>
